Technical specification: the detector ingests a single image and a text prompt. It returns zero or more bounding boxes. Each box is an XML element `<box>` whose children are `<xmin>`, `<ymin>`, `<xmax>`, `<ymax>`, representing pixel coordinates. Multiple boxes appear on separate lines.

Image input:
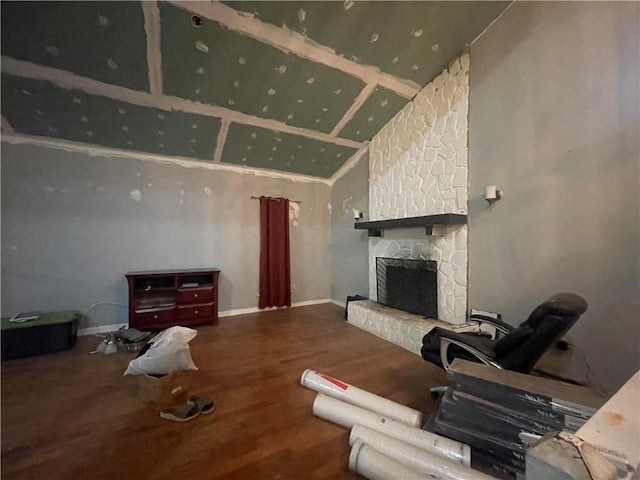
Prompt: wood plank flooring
<box><xmin>1</xmin><ymin>303</ymin><xmax>449</xmax><ymax>480</ymax></box>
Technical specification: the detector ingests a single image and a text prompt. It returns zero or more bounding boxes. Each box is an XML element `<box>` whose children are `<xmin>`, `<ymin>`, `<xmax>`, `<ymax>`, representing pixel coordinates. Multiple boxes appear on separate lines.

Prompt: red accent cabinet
<box><xmin>125</xmin><ymin>269</ymin><xmax>220</xmax><ymax>330</ymax></box>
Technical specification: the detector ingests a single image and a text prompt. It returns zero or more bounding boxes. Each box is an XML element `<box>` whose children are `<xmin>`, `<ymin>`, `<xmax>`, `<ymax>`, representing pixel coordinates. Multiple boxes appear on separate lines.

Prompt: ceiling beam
<box><xmin>2</xmin><ymin>133</ymin><xmax>332</xmax><ymax>185</ymax></box>
<box><xmin>331</xmin><ymin>84</ymin><xmax>376</xmax><ymax>137</ymax></box>
<box><xmin>213</xmin><ymin>119</ymin><xmax>230</xmax><ymax>163</ymax></box>
<box><xmin>170</xmin><ymin>1</ymin><xmax>421</xmax><ymax>99</ymax></box>
<box><xmin>328</xmin><ymin>144</ymin><xmax>369</xmax><ymax>186</ymax></box>
<box><xmin>142</xmin><ymin>1</ymin><xmax>163</xmax><ymax>96</ymax></box>
<box><xmin>2</xmin><ymin>56</ymin><xmax>364</xmax><ymax>150</ymax></box>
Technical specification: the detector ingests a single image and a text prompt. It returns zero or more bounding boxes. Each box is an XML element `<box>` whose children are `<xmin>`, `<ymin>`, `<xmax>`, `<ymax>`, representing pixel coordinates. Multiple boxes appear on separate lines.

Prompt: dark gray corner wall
<box><xmin>1</xmin><ymin>143</ymin><xmax>331</xmax><ymax>329</ymax></box>
<box><xmin>468</xmin><ymin>2</ymin><xmax>639</xmax><ymax>392</ymax></box>
<box><xmin>330</xmin><ymin>151</ymin><xmax>369</xmax><ymax>306</ymax></box>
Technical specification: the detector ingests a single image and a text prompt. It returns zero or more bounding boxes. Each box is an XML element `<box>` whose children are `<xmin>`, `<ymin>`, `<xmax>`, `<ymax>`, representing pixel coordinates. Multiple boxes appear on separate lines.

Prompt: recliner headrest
<box><xmin>521</xmin><ymin>293</ymin><xmax>588</xmax><ymax>328</ymax></box>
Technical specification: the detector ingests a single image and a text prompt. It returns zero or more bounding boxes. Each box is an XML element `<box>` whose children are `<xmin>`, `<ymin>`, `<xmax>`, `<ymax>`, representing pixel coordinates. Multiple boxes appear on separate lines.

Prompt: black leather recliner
<box><xmin>421</xmin><ymin>293</ymin><xmax>588</xmax><ymax>374</ymax></box>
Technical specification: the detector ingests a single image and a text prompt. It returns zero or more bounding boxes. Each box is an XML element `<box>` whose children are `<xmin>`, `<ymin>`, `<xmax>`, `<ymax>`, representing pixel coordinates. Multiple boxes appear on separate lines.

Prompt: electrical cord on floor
<box><xmin>84</xmin><ymin>301</ymin><xmax>128</xmax><ymax>317</ymax></box>
<box><xmin>565</xmin><ymin>342</ymin><xmax>610</xmax><ymax>398</ymax></box>
<box><xmin>84</xmin><ymin>301</ymin><xmax>128</xmax><ymax>354</ymax></box>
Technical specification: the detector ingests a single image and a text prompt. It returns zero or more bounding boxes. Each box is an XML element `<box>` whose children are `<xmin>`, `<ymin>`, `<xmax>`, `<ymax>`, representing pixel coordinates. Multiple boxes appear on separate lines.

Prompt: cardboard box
<box><xmin>138</xmin><ymin>371</ymin><xmax>190</xmax><ymax>409</ymax></box>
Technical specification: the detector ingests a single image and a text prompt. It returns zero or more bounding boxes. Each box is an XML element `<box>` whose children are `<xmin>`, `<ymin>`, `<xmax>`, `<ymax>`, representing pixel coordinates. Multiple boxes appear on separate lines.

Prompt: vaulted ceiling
<box><xmin>1</xmin><ymin>1</ymin><xmax>509</xmax><ymax>180</ymax></box>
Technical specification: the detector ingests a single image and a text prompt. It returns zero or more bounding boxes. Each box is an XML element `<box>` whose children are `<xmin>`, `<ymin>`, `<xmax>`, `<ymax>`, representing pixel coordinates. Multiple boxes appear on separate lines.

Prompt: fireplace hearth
<box><xmin>376</xmin><ymin>257</ymin><xmax>438</xmax><ymax>318</ymax></box>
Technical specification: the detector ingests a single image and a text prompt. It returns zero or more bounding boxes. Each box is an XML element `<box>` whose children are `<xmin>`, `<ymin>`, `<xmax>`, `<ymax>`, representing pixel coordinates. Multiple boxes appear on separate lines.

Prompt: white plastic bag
<box><xmin>124</xmin><ymin>326</ymin><xmax>198</xmax><ymax>376</ymax></box>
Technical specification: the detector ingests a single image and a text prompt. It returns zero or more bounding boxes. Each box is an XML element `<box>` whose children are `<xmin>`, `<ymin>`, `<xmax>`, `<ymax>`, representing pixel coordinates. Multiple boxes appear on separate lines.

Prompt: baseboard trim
<box><xmin>78</xmin><ymin>300</ymin><xmax>334</xmax><ymax>333</ymax></box>
<box><xmin>219</xmin><ymin>299</ymin><xmax>332</xmax><ymax>318</ymax></box>
<box><xmin>330</xmin><ymin>299</ymin><xmax>346</xmax><ymax>308</ymax></box>
<box><xmin>78</xmin><ymin>323</ymin><xmax>127</xmax><ymax>336</ymax></box>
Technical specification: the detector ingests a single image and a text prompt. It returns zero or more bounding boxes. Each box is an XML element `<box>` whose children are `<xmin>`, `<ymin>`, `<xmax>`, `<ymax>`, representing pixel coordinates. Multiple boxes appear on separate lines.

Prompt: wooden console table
<box><xmin>125</xmin><ymin>268</ymin><xmax>220</xmax><ymax>330</ymax></box>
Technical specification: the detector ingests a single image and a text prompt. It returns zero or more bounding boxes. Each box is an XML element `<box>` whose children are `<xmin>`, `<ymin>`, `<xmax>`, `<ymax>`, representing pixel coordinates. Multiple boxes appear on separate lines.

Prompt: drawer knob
<box><xmin>195</xmin><ymin>310</ymin><xmax>199</xmax><ymax>314</ymax></box>
<box><xmin>194</xmin><ymin>293</ymin><xmax>198</xmax><ymax>298</ymax></box>
<box><xmin>154</xmin><ymin>315</ymin><xmax>158</xmax><ymax>319</ymax></box>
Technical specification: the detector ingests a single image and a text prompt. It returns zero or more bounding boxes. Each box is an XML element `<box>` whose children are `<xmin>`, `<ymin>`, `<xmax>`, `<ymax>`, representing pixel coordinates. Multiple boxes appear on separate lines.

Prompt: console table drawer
<box><xmin>177</xmin><ymin>287</ymin><xmax>213</xmax><ymax>305</ymax></box>
<box><xmin>133</xmin><ymin>307</ymin><xmax>176</xmax><ymax>327</ymax></box>
<box><xmin>178</xmin><ymin>304</ymin><xmax>213</xmax><ymax>321</ymax></box>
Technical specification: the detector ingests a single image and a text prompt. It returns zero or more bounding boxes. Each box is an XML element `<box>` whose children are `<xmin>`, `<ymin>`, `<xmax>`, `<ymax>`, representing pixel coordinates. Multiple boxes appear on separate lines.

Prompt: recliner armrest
<box><xmin>436</xmin><ymin>329</ymin><xmax>503</xmax><ymax>370</ymax></box>
<box><xmin>469</xmin><ymin>313</ymin><xmax>514</xmax><ymax>335</ymax></box>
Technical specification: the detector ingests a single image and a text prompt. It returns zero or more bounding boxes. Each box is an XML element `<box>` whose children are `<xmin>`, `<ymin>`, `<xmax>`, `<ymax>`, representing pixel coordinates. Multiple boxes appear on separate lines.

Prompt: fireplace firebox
<box><xmin>376</xmin><ymin>257</ymin><xmax>438</xmax><ymax>318</ymax></box>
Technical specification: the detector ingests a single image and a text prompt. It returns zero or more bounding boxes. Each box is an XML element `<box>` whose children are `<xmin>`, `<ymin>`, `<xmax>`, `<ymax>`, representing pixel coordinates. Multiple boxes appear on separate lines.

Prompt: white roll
<box><xmin>312</xmin><ymin>394</ymin><xmax>470</xmax><ymax>466</ymax></box>
<box><xmin>300</xmin><ymin>369</ymin><xmax>423</xmax><ymax>427</ymax></box>
<box><xmin>350</xmin><ymin>425</ymin><xmax>496</xmax><ymax>480</ymax></box>
<box><xmin>349</xmin><ymin>441</ymin><xmax>424</xmax><ymax>480</ymax></box>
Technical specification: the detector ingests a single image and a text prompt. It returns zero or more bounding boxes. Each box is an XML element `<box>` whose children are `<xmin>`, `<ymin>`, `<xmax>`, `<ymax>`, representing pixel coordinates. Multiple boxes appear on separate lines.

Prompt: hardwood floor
<box><xmin>1</xmin><ymin>303</ymin><xmax>449</xmax><ymax>479</ymax></box>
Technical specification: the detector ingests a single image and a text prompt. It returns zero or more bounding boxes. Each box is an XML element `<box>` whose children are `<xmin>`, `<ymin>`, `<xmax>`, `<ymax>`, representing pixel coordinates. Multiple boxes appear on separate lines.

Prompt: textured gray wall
<box><xmin>330</xmin><ymin>152</ymin><xmax>369</xmax><ymax>305</ymax></box>
<box><xmin>468</xmin><ymin>2</ymin><xmax>639</xmax><ymax>392</ymax></box>
<box><xmin>1</xmin><ymin>143</ymin><xmax>331</xmax><ymax>329</ymax></box>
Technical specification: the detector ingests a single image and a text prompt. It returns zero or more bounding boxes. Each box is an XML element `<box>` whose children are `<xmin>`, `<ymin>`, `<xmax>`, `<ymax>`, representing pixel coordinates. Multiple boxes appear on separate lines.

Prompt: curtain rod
<box><xmin>250</xmin><ymin>196</ymin><xmax>301</xmax><ymax>204</ymax></box>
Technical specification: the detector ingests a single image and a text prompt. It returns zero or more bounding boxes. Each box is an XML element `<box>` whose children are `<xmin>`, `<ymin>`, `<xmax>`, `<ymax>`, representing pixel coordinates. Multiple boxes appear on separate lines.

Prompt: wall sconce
<box><xmin>485</xmin><ymin>185</ymin><xmax>503</xmax><ymax>206</ymax></box>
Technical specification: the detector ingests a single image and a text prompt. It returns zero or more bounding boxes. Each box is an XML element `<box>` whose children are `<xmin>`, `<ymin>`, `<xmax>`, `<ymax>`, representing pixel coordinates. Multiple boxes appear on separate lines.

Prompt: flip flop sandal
<box><xmin>188</xmin><ymin>395</ymin><xmax>215</xmax><ymax>415</ymax></box>
<box><xmin>160</xmin><ymin>401</ymin><xmax>200</xmax><ymax>422</ymax></box>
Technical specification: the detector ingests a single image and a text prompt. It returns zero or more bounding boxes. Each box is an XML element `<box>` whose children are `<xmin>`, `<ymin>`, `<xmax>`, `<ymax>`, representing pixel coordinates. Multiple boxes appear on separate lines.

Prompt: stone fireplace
<box><xmin>348</xmin><ymin>52</ymin><xmax>469</xmax><ymax>353</ymax></box>
<box><xmin>376</xmin><ymin>257</ymin><xmax>438</xmax><ymax>318</ymax></box>
<box><xmin>369</xmin><ymin>51</ymin><xmax>469</xmax><ymax>324</ymax></box>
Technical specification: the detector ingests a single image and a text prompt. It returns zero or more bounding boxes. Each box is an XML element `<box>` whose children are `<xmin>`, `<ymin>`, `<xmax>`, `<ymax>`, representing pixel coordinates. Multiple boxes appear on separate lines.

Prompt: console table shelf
<box><xmin>126</xmin><ymin>268</ymin><xmax>220</xmax><ymax>330</ymax></box>
<box><xmin>354</xmin><ymin>214</ymin><xmax>467</xmax><ymax>236</ymax></box>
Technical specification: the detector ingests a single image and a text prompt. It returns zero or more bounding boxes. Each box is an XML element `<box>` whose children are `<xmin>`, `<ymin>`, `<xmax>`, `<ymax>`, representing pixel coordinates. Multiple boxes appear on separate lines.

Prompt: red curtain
<box><xmin>259</xmin><ymin>196</ymin><xmax>291</xmax><ymax>308</ymax></box>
